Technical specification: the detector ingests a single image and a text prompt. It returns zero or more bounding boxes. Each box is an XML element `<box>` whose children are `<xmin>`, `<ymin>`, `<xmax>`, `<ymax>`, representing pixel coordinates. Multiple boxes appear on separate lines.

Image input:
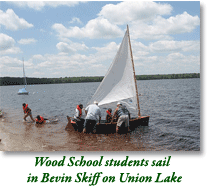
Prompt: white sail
<box><xmin>88</xmin><ymin>28</ymin><xmax>138</xmax><ymax>117</ymax></box>
<box><xmin>23</xmin><ymin>58</ymin><xmax>27</xmax><ymax>88</ymax></box>
<box><xmin>18</xmin><ymin>58</ymin><xmax>28</xmax><ymax>95</ymax></box>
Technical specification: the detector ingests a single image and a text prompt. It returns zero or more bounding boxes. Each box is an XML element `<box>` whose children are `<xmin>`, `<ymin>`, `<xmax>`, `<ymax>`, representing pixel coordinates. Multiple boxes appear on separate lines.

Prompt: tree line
<box><xmin>0</xmin><ymin>73</ymin><xmax>200</xmax><ymax>86</ymax></box>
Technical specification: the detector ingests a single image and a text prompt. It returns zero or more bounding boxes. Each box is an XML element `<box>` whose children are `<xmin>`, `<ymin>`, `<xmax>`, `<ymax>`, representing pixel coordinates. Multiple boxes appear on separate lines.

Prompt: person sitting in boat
<box><xmin>22</xmin><ymin>103</ymin><xmax>35</xmax><ymax>122</ymax></box>
<box><xmin>35</xmin><ymin>115</ymin><xmax>45</xmax><ymax>124</ymax></box>
<box><xmin>106</xmin><ymin>108</ymin><xmax>112</xmax><ymax>123</ymax></box>
<box><xmin>112</xmin><ymin>102</ymin><xmax>130</xmax><ymax>133</ymax></box>
<box><xmin>74</xmin><ymin>104</ymin><xmax>83</xmax><ymax>120</ymax></box>
<box><xmin>74</xmin><ymin>104</ymin><xmax>84</xmax><ymax>128</ymax></box>
<box><xmin>83</xmin><ymin>101</ymin><xmax>101</xmax><ymax>133</ymax></box>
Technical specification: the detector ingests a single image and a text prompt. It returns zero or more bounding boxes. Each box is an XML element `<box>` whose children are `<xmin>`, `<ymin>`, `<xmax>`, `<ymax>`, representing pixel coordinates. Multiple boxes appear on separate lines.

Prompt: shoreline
<box><xmin>0</xmin><ymin>115</ymin><xmax>146</xmax><ymax>152</ymax></box>
<box><xmin>0</xmin><ymin>74</ymin><xmax>200</xmax><ymax>86</ymax></box>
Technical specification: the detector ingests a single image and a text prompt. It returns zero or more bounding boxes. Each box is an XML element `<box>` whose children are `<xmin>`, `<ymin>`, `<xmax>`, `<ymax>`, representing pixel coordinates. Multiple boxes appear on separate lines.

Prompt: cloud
<box><xmin>91</xmin><ymin>41</ymin><xmax>120</xmax><ymax>62</ymax></box>
<box><xmin>31</xmin><ymin>71</ymin><xmax>46</xmax><ymax>76</ymax></box>
<box><xmin>135</xmin><ymin>53</ymin><xmax>200</xmax><ymax>74</ymax></box>
<box><xmin>97</xmin><ymin>2</ymin><xmax>199</xmax><ymax>40</ymax></box>
<box><xmin>0</xmin><ymin>33</ymin><xmax>21</xmax><ymax>55</ymax></box>
<box><xmin>51</xmin><ymin>2</ymin><xmax>199</xmax><ymax>41</ymax></box>
<box><xmin>25</xmin><ymin>42</ymin><xmax>120</xmax><ymax>76</ymax></box>
<box><xmin>56</xmin><ymin>41</ymin><xmax>89</xmax><ymax>53</ymax></box>
<box><xmin>32</xmin><ymin>54</ymin><xmax>45</xmax><ymax>61</ymax></box>
<box><xmin>127</xmin><ymin>39</ymin><xmax>200</xmax><ymax>74</ymax></box>
<box><xmin>0</xmin><ymin>9</ymin><xmax>33</xmax><ymax>31</ymax></box>
<box><xmin>0</xmin><ymin>56</ymin><xmax>34</xmax><ymax>73</ymax></box>
<box><xmin>166</xmin><ymin>53</ymin><xmax>200</xmax><ymax>72</ymax></box>
<box><xmin>98</xmin><ymin>1</ymin><xmax>173</xmax><ymax>25</ymax></box>
<box><xmin>52</xmin><ymin>17</ymin><xmax>123</xmax><ymax>39</ymax></box>
<box><xmin>69</xmin><ymin>17</ymin><xmax>83</xmax><ymax>25</ymax></box>
<box><xmin>131</xmin><ymin>12</ymin><xmax>200</xmax><ymax>40</ymax></box>
<box><xmin>149</xmin><ymin>40</ymin><xmax>200</xmax><ymax>53</ymax></box>
<box><xmin>167</xmin><ymin>52</ymin><xmax>185</xmax><ymax>61</ymax></box>
<box><xmin>131</xmin><ymin>40</ymin><xmax>149</xmax><ymax>60</ymax></box>
<box><xmin>0</xmin><ymin>56</ymin><xmax>21</xmax><ymax>67</ymax></box>
<box><xmin>93</xmin><ymin>42</ymin><xmax>119</xmax><ymax>55</ymax></box>
<box><xmin>0</xmin><ymin>33</ymin><xmax>15</xmax><ymax>50</ymax></box>
<box><xmin>154</xmin><ymin>12</ymin><xmax>200</xmax><ymax>34</ymax></box>
<box><xmin>7</xmin><ymin>1</ymin><xmax>85</xmax><ymax>11</ymax></box>
<box><xmin>0</xmin><ymin>41</ymin><xmax>200</xmax><ymax>78</ymax></box>
<box><xmin>18</xmin><ymin>38</ymin><xmax>37</xmax><ymax>45</ymax></box>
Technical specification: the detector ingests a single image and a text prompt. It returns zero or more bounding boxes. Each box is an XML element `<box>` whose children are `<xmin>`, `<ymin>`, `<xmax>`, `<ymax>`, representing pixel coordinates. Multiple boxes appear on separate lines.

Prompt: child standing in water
<box><xmin>22</xmin><ymin>103</ymin><xmax>35</xmax><ymax>122</ymax></box>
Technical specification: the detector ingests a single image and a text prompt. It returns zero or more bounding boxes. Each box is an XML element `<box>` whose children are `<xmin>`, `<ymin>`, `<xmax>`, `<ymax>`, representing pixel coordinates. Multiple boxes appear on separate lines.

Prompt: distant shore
<box><xmin>0</xmin><ymin>73</ymin><xmax>200</xmax><ymax>86</ymax></box>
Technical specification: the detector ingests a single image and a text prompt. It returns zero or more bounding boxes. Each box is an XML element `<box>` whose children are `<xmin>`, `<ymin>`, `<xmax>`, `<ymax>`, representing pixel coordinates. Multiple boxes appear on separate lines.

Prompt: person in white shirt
<box><xmin>83</xmin><ymin>101</ymin><xmax>101</xmax><ymax>133</ymax></box>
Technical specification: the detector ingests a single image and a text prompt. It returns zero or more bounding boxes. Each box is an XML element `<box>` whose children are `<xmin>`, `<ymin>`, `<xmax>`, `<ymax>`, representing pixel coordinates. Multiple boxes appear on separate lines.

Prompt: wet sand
<box><xmin>0</xmin><ymin>111</ymin><xmax>148</xmax><ymax>152</ymax></box>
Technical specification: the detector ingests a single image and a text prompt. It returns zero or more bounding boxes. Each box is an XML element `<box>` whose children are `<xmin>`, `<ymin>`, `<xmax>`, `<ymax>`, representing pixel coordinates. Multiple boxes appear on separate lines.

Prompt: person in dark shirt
<box><xmin>112</xmin><ymin>102</ymin><xmax>130</xmax><ymax>133</ymax></box>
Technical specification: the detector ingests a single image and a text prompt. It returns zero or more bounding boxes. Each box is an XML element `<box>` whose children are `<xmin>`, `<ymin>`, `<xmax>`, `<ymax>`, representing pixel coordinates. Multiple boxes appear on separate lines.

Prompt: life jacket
<box><xmin>106</xmin><ymin>110</ymin><xmax>112</xmax><ymax>123</ymax></box>
<box><xmin>23</xmin><ymin>104</ymin><xmax>28</xmax><ymax>113</ymax></box>
<box><xmin>77</xmin><ymin>105</ymin><xmax>82</xmax><ymax>118</ymax></box>
<box><xmin>35</xmin><ymin>116</ymin><xmax>44</xmax><ymax>124</ymax></box>
<box><xmin>106</xmin><ymin>110</ymin><xmax>112</xmax><ymax>116</ymax></box>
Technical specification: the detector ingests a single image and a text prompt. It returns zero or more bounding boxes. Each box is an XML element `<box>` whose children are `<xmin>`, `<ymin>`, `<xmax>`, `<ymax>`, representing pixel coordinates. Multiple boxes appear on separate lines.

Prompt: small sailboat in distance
<box><xmin>18</xmin><ymin>58</ymin><xmax>29</xmax><ymax>95</ymax></box>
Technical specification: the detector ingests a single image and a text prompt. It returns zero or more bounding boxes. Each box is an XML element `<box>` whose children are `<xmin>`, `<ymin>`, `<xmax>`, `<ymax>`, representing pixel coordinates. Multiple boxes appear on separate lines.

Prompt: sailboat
<box><xmin>17</xmin><ymin>58</ymin><xmax>29</xmax><ymax>95</ymax></box>
<box><xmin>66</xmin><ymin>25</ymin><xmax>150</xmax><ymax>133</ymax></box>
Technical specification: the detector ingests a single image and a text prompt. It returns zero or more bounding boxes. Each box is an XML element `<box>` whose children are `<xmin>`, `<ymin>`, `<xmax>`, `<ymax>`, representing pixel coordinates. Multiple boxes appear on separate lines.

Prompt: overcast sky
<box><xmin>0</xmin><ymin>1</ymin><xmax>200</xmax><ymax>78</ymax></box>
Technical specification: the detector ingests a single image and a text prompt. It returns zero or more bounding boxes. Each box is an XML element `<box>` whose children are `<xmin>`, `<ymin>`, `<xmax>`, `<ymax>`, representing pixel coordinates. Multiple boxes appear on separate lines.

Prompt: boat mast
<box><xmin>127</xmin><ymin>25</ymin><xmax>141</xmax><ymax>117</ymax></box>
<box><xmin>23</xmin><ymin>58</ymin><xmax>27</xmax><ymax>88</ymax></box>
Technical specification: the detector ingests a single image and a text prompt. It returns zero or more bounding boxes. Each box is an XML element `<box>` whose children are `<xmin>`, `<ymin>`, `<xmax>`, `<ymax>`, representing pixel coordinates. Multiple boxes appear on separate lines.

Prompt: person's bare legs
<box><xmin>23</xmin><ymin>114</ymin><xmax>28</xmax><ymax>121</ymax></box>
<box><xmin>23</xmin><ymin>113</ymin><xmax>35</xmax><ymax>122</ymax></box>
<box><xmin>29</xmin><ymin>113</ymin><xmax>35</xmax><ymax>122</ymax></box>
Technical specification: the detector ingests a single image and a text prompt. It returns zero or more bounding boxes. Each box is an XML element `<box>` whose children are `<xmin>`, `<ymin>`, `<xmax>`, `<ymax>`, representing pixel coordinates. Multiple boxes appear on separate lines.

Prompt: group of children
<box><xmin>22</xmin><ymin>101</ymin><xmax>130</xmax><ymax>133</ymax></box>
<box><xmin>22</xmin><ymin>103</ymin><xmax>45</xmax><ymax>124</ymax></box>
<box><xmin>74</xmin><ymin>104</ymin><xmax>116</xmax><ymax>123</ymax></box>
<box><xmin>74</xmin><ymin>101</ymin><xmax>130</xmax><ymax>133</ymax></box>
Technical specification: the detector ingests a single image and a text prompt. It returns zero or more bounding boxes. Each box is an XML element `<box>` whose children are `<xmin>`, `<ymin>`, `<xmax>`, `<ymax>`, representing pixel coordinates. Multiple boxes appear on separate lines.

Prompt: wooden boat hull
<box><xmin>65</xmin><ymin>116</ymin><xmax>150</xmax><ymax>134</ymax></box>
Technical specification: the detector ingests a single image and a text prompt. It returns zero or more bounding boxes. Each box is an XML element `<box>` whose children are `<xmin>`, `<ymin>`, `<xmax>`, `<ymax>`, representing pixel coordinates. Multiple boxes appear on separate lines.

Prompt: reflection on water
<box><xmin>0</xmin><ymin>79</ymin><xmax>200</xmax><ymax>151</ymax></box>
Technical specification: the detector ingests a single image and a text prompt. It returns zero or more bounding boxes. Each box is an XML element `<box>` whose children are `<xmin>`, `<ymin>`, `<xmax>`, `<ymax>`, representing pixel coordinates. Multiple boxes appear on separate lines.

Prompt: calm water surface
<box><xmin>0</xmin><ymin>78</ymin><xmax>200</xmax><ymax>151</ymax></box>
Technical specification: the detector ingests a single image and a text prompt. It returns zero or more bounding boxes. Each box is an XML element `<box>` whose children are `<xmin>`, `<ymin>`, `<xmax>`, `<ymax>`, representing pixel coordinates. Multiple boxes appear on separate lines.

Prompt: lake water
<box><xmin>0</xmin><ymin>78</ymin><xmax>200</xmax><ymax>151</ymax></box>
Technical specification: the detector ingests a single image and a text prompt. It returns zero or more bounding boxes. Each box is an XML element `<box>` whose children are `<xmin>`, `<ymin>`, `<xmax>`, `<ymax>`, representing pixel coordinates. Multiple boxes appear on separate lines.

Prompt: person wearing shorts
<box><xmin>22</xmin><ymin>103</ymin><xmax>35</xmax><ymax>122</ymax></box>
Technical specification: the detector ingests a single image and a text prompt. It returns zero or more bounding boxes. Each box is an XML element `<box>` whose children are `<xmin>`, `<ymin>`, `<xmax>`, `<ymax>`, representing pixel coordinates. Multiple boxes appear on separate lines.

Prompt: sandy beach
<box><xmin>0</xmin><ymin>110</ymin><xmax>146</xmax><ymax>152</ymax></box>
